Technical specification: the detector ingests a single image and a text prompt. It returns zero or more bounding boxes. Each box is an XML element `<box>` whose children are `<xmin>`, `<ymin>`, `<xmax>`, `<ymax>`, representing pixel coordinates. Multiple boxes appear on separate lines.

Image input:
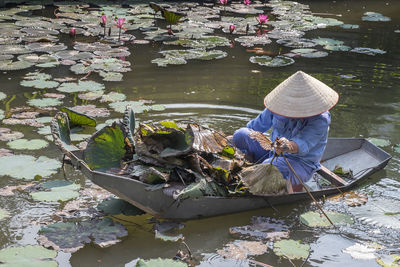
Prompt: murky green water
<box><xmin>0</xmin><ymin>0</ymin><xmax>400</xmax><ymax>266</ymax></box>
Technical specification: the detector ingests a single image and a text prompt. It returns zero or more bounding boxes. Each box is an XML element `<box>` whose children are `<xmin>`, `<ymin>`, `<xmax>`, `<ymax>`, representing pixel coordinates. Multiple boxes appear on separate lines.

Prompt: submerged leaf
<box><xmin>367</xmin><ymin>137</ymin><xmax>390</xmax><ymax>147</ymax></box>
<box><xmin>0</xmin><ymin>245</ymin><xmax>57</xmax><ymax>267</ymax></box>
<box><xmin>273</xmin><ymin>240</ymin><xmax>310</xmax><ymax>260</ymax></box>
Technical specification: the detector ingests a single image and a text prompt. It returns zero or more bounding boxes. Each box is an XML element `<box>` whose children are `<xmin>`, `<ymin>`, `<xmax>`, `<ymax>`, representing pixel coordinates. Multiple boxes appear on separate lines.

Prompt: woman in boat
<box><xmin>233</xmin><ymin>71</ymin><xmax>339</xmax><ymax>191</ymax></box>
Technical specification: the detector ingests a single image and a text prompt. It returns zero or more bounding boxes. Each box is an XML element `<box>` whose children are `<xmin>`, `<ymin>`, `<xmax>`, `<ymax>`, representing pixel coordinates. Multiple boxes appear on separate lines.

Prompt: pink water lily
<box><xmin>168</xmin><ymin>28</ymin><xmax>174</xmax><ymax>35</ymax></box>
<box><xmin>220</xmin><ymin>0</ymin><xmax>228</xmax><ymax>5</ymax></box>
<box><xmin>101</xmin><ymin>15</ymin><xmax>107</xmax><ymax>25</ymax></box>
<box><xmin>69</xmin><ymin>27</ymin><xmax>76</xmax><ymax>37</ymax></box>
<box><xmin>116</xmin><ymin>18</ymin><xmax>125</xmax><ymax>28</ymax></box>
<box><xmin>258</xmin><ymin>14</ymin><xmax>268</xmax><ymax>24</ymax></box>
<box><xmin>244</xmin><ymin>0</ymin><xmax>251</xmax><ymax>5</ymax></box>
<box><xmin>229</xmin><ymin>24</ymin><xmax>236</xmax><ymax>34</ymax></box>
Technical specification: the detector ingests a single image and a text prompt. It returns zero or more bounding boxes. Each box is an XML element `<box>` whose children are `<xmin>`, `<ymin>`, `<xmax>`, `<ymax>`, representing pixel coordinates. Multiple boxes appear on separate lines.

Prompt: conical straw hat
<box><xmin>264</xmin><ymin>71</ymin><xmax>339</xmax><ymax>118</ymax></box>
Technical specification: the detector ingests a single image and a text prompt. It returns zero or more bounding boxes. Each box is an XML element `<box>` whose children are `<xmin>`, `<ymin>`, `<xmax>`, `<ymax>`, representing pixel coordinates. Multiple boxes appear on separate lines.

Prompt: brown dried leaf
<box><xmin>328</xmin><ymin>192</ymin><xmax>368</xmax><ymax>207</ymax></box>
<box><xmin>217</xmin><ymin>240</ymin><xmax>268</xmax><ymax>260</ymax></box>
<box><xmin>248</xmin><ymin>131</ymin><xmax>272</xmax><ymax>151</ymax></box>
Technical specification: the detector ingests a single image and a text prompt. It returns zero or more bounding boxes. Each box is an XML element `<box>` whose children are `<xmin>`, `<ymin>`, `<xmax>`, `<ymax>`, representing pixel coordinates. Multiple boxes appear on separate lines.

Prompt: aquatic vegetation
<box><xmin>25</xmin><ymin>43</ymin><xmax>67</xmax><ymax>53</ymax></box>
<box><xmin>300</xmin><ymin>211</ymin><xmax>354</xmax><ymax>227</ymax></box>
<box><xmin>100</xmin><ymin>92</ymin><xmax>126</xmax><ymax>103</ymax></box>
<box><xmin>0</xmin><ymin>245</ymin><xmax>57</xmax><ymax>267</ymax></box>
<box><xmin>20</xmin><ymin>79</ymin><xmax>59</xmax><ymax>89</ymax></box>
<box><xmin>367</xmin><ymin>137</ymin><xmax>390</xmax><ymax>147</ymax></box>
<box><xmin>362</xmin><ymin>12</ymin><xmax>391</xmax><ymax>22</ymax></box>
<box><xmin>328</xmin><ymin>192</ymin><xmax>368</xmax><ymax>207</ymax></box>
<box><xmin>7</xmin><ymin>139</ymin><xmax>48</xmax><ymax>150</ymax></box>
<box><xmin>0</xmin><ymin>208</ymin><xmax>9</xmax><ymax>220</ymax></box>
<box><xmin>0</xmin><ymin>44</ymin><xmax>30</xmax><ymax>55</ymax></box>
<box><xmin>234</xmin><ymin>35</ymin><xmax>272</xmax><ymax>47</ymax></box>
<box><xmin>0</xmin><ymin>59</ymin><xmax>34</xmax><ymax>71</ymax></box>
<box><xmin>109</xmin><ymin>101</ymin><xmax>151</xmax><ymax>113</ymax></box>
<box><xmin>273</xmin><ymin>240</ymin><xmax>310</xmax><ymax>260</ymax></box>
<box><xmin>351</xmin><ymin>47</ymin><xmax>386</xmax><ymax>56</ymax></box>
<box><xmin>61</xmin><ymin>107</ymin><xmax>97</xmax><ymax>127</ymax></box>
<box><xmin>57</xmin><ymin>80</ymin><xmax>105</xmax><ymax>93</ymax></box>
<box><xmin>30</xmin><ymin>180</ymin><xmax>80</xmax><ymax>202</ymax></box>
<box><xmin>217</xmin><ymin>240</ymin><xmax>268</xmax><ymax>260</ymax></box>
<box><xmin>249</xmin><ymin>55</ymin><xmax>295</xmax><ymax>67</ymax></box>
<box><xmin>0</xmin><ymin>92</ymin><xmax>6</xmax><ymax>101</ymax></box>
<box><xmin>290</xmin><ymin>48</ymin><xmax>329</xmax><ymax>58</ymax></box>
<box><xmin>0</xmin><ymin>155</ymin><xmax>61</xmax><ymax>180</ymax></box>
<box><xmin>135</xmin><ymin>258</ymin><xmax>187</xmax><ymax>267</ymax></box>
<box><xmin>342</xmin><ymin>243</ymin><xmax>376</xmax><ymax>260</ymax></box>
<box><xmin>27</xmin><ymin>98</ymin><xmax>63</xmax><ymax>108</ymax></box>
<box><xmin>38</xmin><ymin>217</ymin><xmax>128</xmax><ymax>253</ymax></box>
<box><xmin>68</xmin><ymin>105</ymin><xmax>109</xmax><ymax>118</ymax></box>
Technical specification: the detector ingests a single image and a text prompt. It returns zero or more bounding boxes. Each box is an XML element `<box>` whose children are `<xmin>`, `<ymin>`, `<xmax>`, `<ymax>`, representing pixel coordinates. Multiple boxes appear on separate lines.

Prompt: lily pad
<box><xmin>0</xmin><ymin>245</ymin><xmax>57</xmax><ymax>267</ymax></box>
<box><xmin>0</xmin><ymin>128</ymin><xmax>24</xmax><ymax>141</ymax></box>
<box><xmin>97</xmin><ymin>198</ymin><xmax>145</xmax><ymax>216</ymax></box>
<box><xmin>273</xmin><ymin>240</ymin><xmax>310</xmax><ymax>260</ymax></box>
<box><xmin>291</xmin><ymin>48</ymin><xmax>329</xmax><ymax>58</ymax></box>
<box><xmin>17</xmin><ymin>54</ymin><xmax>58</xmax><ymax>64</ymax></box>
<box><xmin>340</xmin><ymin>24</ymin><xmax>359</xmax><ymax>29</ymax></box>
<box><xmin>27</xmin><ymin>98</ymin><xmax>63</xmax><ymax>108</ymax></box>
<box><xmin>24</xmin><ymin>71</ymin><xmax>52</xmax><ymax>81</ymax></box>
<box><xmin>235</xmin><ymin>35</ymin><xmax>272</xmax><ymax>47</ymax></box>
<box><xmin>0</xmin><ymin>44</ymin><xmax>30</xmax><ymax>55</ymax></box>
<box><xmin>0</xmin><ymin>109</ymin><xmax>4</xmax><ymax>120</ymax></box>
<box><xmin>57</xmin><ymin>80</ymin><xmax>105</xmax><ymax>93</ymax></box>
<box><xmin>7</xmin><ymin>138</ymin><xmax>48</xmax><ymax>150</ymax></box>
<box><xmin>38</xmin><ymin>217</ymin><xmax>128</xmax><ymax>253</ymax></box>
<box><xmin>351</xmin><ymin>47</ymin><xmax>386</xmax><ymax>56</ymax></box>
<box><xmin>31</xmin><ymin>180</ymin><xmax>80</xmax><ymax>202</ymax></box>
<box><xmin>25</xmin><ymin>42</ymin><xmax>67</xmax><ymax>53</ymax></box>
<box><xmin>84</xmin><ymin>122</ymin><xmax>127</xmax><ymax>171</ymax></box>
<box><xmin>217</xmin><ymin>240</ymin><xmax>268</xmax><ymax>260</ymax></box>
<box><xmin>367</xmin><ymin>137</ymin><xmax>390</xmax><ymax>147</ymax></box>
<box><xmin>109</xmin><ymin>101</ymin><xmax>150</xmax><ymax>114</ymax></box>
<box><xmin>362</xmin><ymin>12</ymin><xmax>391</xmax><ymax>22</ymax></box>
<box><xmin>0</xmin><ymin>155</ymin><xmax>61</xmax><ymax>180</ymax></box>
<box><xmin>100</xmin><ymin>92</ymin><xmax>126</xmax><ymax>103</ymax></box>
<box><xmin>300</xmin><ymin>211</ymin><xmax>353</xmax><ymax>227</ymax></box>
<box><xmin>20</xmin><ymin>79</ymin><xmax>59</xmax><ymax>89</ymax></box>
<box><xmin>342</xmin><ymin>243</ymin><xmax>376</xmax><ymax>260</ymax></box>
<box><xmin>0</xmin><ymin>92</ymin><xmax>6</xmax><ymax>101</ymax></box>
<box><xmin>60</xmin><ymin>107</ymin><xmax>96</xmax><ymax>127</ymax></box>
<box><xmin>151</xmin><ymin>56</ymin><xmax>187</xmax><ymax>67</ymax></box>
<box><xmin>78</xmin><ymin>91</ymin><xmax>104</xmax><ymax>101</ymax></box>
<box><xmin>249</xmin><ymin>55</ymin><xmax>294</xmax><ymax>67</ymax></box>
<box><xmin>99</xmin><ymin>71</ymin><xmax>123</xmax><ymax>82</ymax></box>
<box><xmin>0</xmin><ymin>60</ymin><xmax>35</xmax><ymax>70</ymax></box>
<box><xmin>313</xmin><ymin>37</ymin><xmax>344</xmax><ymax>46</ymax></box>
<box><xmin>135</xmin><ymin>258</ymin><xmax>187</xmax><ymax>267</ymax></box>
<box><xmin>0</xmin><ymin>208</ymin><xmax>9</xmax><ymax>220</ymax></box>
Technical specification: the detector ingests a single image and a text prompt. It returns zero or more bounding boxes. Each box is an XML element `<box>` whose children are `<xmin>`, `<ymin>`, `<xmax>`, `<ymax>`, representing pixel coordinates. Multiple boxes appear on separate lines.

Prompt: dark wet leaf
<box><xmin>83</xmin><ymin>122</ymin><xmax>127</xmax><ymax>171</ymax></box>
<box><xmin>61</xmin><ymin>107</ymin><xmax>96</xmax><ymax>127</ymax></box>
<box><xmin>217</xmin><ymin>240</ymin><xmax>268</xmax><ymax>260</ymax></box>
<box><xmin>97</xmin><ymin>198</ymin><xmax>145</xmax><ymax>216</ymax></box>
<box><xmin>173</xmin><ymin>178</ymin><xmax>228</xmax><ymax>199</ymax></box>
<box><xmin>38</xmin><ymin>217</ymin><xmax>128</xmax><ymax>253</ymax></box>
<box><xmin>240</xmin><ymin>164</ymin><xmax>286</xmax><ymax>195</ymax></box>
<box><xmin>0</xmin><ymin>245</ymin><xmax>57</xmax><ymax>267</ymax></box>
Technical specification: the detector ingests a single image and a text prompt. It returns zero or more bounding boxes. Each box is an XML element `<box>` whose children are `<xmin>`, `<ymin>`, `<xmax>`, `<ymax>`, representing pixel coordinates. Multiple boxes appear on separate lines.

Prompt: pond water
<box><xmin>0</xmin><ymin>0</ymin><xmax>399</xmax><ymax>266</ymax></box>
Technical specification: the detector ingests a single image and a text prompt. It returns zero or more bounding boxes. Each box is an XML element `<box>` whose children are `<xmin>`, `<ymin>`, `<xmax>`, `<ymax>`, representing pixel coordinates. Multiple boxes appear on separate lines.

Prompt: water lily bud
<box><xmin>69</xmin><ymin>27</ymin><xmax>76</xmax><ymax>37</ymax></box>
<box><xmin>229</xmin><ymin>24</ymin><xmax>236</xmax><ymax>34</ymax></box>
<box><xmin>101</xmin><ymin>15</ymin><xmax>107</xmax><ymax>26</ymax></box>
<box><xmin>219</xmin><ymin>0</ymin><xmax>228</xmax><ymax>5</ymax></box>
<box><xmin>167</xmin><ymin>28</ymin><xmax>174</xmax><ymax>35</ymax></box>
<box><xmin>244</xmin><ymin>0</ymin><xmax>251</xmax><ymax>5</ymax></box>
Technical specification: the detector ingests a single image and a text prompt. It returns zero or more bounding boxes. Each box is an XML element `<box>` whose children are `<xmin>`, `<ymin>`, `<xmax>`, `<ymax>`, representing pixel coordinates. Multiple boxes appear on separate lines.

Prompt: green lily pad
<box><xmin>17</xmin><ymin>53</ymin><xmax>58</xmax><ymax>64</ymax></box>
<box><xmin>31</xmin><ymin>180</ymin><xmax>80</xmax><ymax>202</ymax></box>
<box><xmin>83</xmin><ymin>122</ymin><xmax>127</xmax><ymax>171</ymax></box>
<box><xmin>367</xmin><ymin>138</ymin><xmax>390</xmax><ymax>147</ymax></box>
<box><xmin>78</xmin><ymin>91</ymin><xmax>104</xmax><ymax>101</ymax></box>
<box><xmin>313</xmin><ymin>38</ymin><xmax>344</xmax><ymax>46</ymax></box>
<box><xmin>0</xmin><ymin>208</ymin><xmax>9</xmax><ymax>220</ymax></box>
<box><xmin>109</xmin><ymin>101</ymin><xmax>150</xmax><ymax>114</ymax></box>
<box><xmin>273</xmin><ymin>239</ymin><xmax>310</xmax><ymax>260</ymax></box>
<box><xmin>57</xmin><ymin>80</ymin><xmax>105</xmax><ymax>93</ymax></box>
<box><xmin>249</xmin><ymin>55</ymin><xmax>295</xmax><ymax>67</ymax></box>
<box><xmin>291</xmin><ymin>48</ymin><xmax>329</xmax><ymax>58</ymax></box>
<box><xmin>0</xmin><ymin>109</ymin><xmax>4</xmax><ymax>120</ymax></box>
<box><xmin>340</xmin><ymin>24</ymin><xmax>359</xmax><ymax>29</ymax></box>
<box><xmin>7</xmin><ymin>138</ymin><xmax>48</xmax><ymax>150</ymax></box>
<box><xmin>70</xmin><ymin>133</ymin><xmax>91</xmax><ymax>142</ymax></box>
<box><xmin>0</xmin><ymin>155</ymin><xmax>61</xmax><ymax>180</ymax></box>
<box><xmin>151</xmin><ymin>57</ymin><xmax>187</xmax><ymax>67</ymax></box>
<box><xmin>351</xmin><ymin>47</ymin><xmax>386</xmax><ymax>56</ymax></box>
<box><xmin>100</xmin><ymin>92</ymin><xmax>126</xmax><ymax>103</ymax></box>
<box><xmin>25</xmin><ymin>42</ymin><xmax>67</xmax><ymax>53</ymax></box>
<box><xmin>235</xmin><ymin>35</ymin><xmax>272</xmax><ymax>47</ymax></box>
<box><xmin>24</xmin><ymin>71</ymin><xmax>52</xmax><ymax>81</ymax></box>
<box><xmin>97</xmin><ymin>198</ymin><xmax>145</xmax><ymax>216</ymax></box>
<box><xmin>0</xmin><ymin>92</ymin><xmax>6</xmax><ymax>101</ymax></box>
<box><xmin>0</xmin><ymin>60</ymin><xmax>35</xmax><ymax>70</ymax></box>
<box><xmin>38</xmin><ymin>217</ymin><xmax>128</xmax><ymax>253</ymax></box>
<box><xmin>99</xmin><ymin>71</ymin><xmax>123</xmax><ymax>81</ymax></box>
<box><xmin>60</xmin><ymin>107</ymin><xmax>96</xmax><ymax>127</ymax></box>
<box><xmin>300</xmin><ymin>211</ymin><xmax>353</xmax><ymax>227</ymax></box>
<box><xmin>135</xmin><ymin>258</ymin><xmax>187</xmax><ymax>267</ymax></box>
<box><xmin>0</xmin><ymin>44</ymin><xmax>30</xmax><ymax>55</ymax></box>
<box><xmin>362</xmin><ymin>12</ymin><xmax>391</xmax><ymax>22</ymax></box>
<box><xmin>324</xmin><ymin>45</ymin><xmax>351</xmax><ymax>51</ymax></box>
<box><xmin>27</xmin><ymin>98</ymin><xmax>63</xmax><ymax>108</ymax></box>
<box><xmin>20</xmin><ymin>79</ymin><xmax>60</xmax><ymax>89</ymax></box>
<box><xmin>0</xmin><ymin>245</ymin><xmax>57</xmax><ymax>267</ymax></box>
<box><xmin>151</xmin><ymin>104</ymin><xmax>165</xmax><ymax>111</ymax></box>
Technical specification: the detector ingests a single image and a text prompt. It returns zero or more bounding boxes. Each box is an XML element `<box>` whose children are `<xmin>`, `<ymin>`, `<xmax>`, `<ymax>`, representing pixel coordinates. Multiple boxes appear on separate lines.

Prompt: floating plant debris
<box><xmin>350</xmin><ymin>47</ymin><xmax>386</xmax><ymax>56</ymax></box>
<box><xmin>362</xmin><ymin>12</ymin><xmax>391</xmax><ymax>22</ymax></box>
<box><xmin>217</xmin><ymin>240</ymin><xmax>268</xmax><ymax>260</ymax></box>
<box><xmin>97</xmin><ymin>198</ymin><xmax>145</xmax><ymax>216</ymax></box>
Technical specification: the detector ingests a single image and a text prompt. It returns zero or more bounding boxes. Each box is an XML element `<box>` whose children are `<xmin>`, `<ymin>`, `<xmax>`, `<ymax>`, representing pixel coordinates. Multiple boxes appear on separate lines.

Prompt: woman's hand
<box><xmin>275</xmin><ymin>137</ymin><xmax>298</xmax><ymax>154</ymax></box>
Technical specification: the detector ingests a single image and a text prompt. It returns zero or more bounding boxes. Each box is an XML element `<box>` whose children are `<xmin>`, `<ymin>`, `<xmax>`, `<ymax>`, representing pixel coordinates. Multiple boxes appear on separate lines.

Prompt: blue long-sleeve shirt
<box><xmin>246</xmin><ymin>108</ymin><xmax>331</xmax><ymax>170</ymax></box>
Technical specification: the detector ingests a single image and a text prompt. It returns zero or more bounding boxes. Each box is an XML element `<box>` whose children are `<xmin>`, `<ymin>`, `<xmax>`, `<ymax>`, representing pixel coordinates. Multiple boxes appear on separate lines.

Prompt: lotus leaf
<box><xmin>0</xmin><ymin>60</ymin><xmax>35</xmax><ymax>70</ymax></box>
<box><xmin>174</xmin><ymin>178</ymin><xmax>227</xmax><ymax>199</ymax></box>
<box><xmin>43</xmin><ymin>93</ymin><xmax>65</xmax><ymax>99</ymax></box>
<box><xmin>217</xmin><ymin>240</ymin><xmax>268</xmax><ymax>260</ymax></box>
<box><xmin>100</xmin><ymin>92</ymin><xmax>126</xmax><ymax>103</ymax></box>
<box><xmin>69</xmin><ymin>63</ymin><xmax>93</xmax><ymax>74</ymax></box>
<box><xmin>136</xmin><ymin>258</ymin><xmax>188</xmax><ymax>267</ymax></box>
<box><xmin>25</xmin><ymin>43</ymin><xmax>67</xmax><ymax>53</ymax></box>
<box><xmin>195</xmin><ymin>50</ymin><xmax>227</xmax><ymax>60</ymax></box>
<box><xmin>166</xmin><ymin>36</ymin><xmax>230</xmax><ymax>49</ymax></box>
<box><xmin>109</xmin><ymin>101</ymin><xmax>150</xmax><ymax>114</ymax></box>
<box><xmin>342</xmin><ymin>243</ymin><xmax>376</xmax><ymax>260</ymax></box>
<box><xmin>240</xmin><ymin>164</ymin><xmax>286</xmax><ymax>195</ymax></box>
<box><xmin>50</xmin><ymin>112</ymin><xmax>79</xmax><ymax>152</ymax></box>
<box><xmin>340</xmin><ymin>24</ymin><xmax>359</xmax><ymax>29</ymax></box>
<box><xmin>0</xmin><ymin>128</ymin><xmax>24</xmax><ymax>141</ymax></box>
<box><xmin>84</xmin><ymin>122</ymin><xmax>126</xmax><ymax>170</ymax></box>
<box><xmin>0</xmin><ymin>245</ymin><xmax>57</xmax><ymax>267</ymax></box>
<box><xmin>70</xmin><ymin>134</ymin><xmax>91</xmax><ymax>142</ymax></box>
<box><xmin>249</xmin><ymin>55</ymin><xmax>295</xmax><ymax>67</ymax></box>
<box><xmin>235</xmin><ymin>35</ymin><xmax>272</xmax><ymax>47</ymax></box>
<box><xmin>0</xmin><ymin>208</ymin><xmax>9</xmax><ymax>220</ymax></box>
<box><xmin>20</xmin><ymin>79</ymin><xmax>59</xmax><ymax>89</ymax></box>
<box><xmin>276</xmin><ymin>38</ymin><xmax>316</xmax><ymax>48</ymax></box>
<box><xmin>367</xmin><ymin>138</ymin><xmax>390</xmax><ymax>147</ymax></box>
<box><xmin>0</xmin><ymin>155</ymin><xmax>61</xmax><ymax>180</ymax></box>
<box><xmin>300</xmin><ymin>211</ymin><xmax>353</xmax><ymax>227</ymax></box>
<box><xmin>57</xmin><ymin>80</ymin><xmax>105</xmax><ymax>93</ymax></box>
<box><xmin>99</xmin><ymin>71</ymin><xmax>123</xmax><ymax>81</ymax></box>
<box><xmin>97</xmin><ymin>198</ymin><xmax>145</xmax><ymax>216</ymax></box>
<box><xmin>123</xmin><ymin>106</ymin><xmax>136</xmax><ymax>145</ymax></box>
<box><xmin>78</xmin><ymin>90</ymin><xmax>104</xmax><ymax>101</ymax></box>
<box><xmin>0</xmin><ymin>92</ymin><xmax>7</xmax><ymax>101</ymax></box>
<box><xmin>38</xmin><ymin>126</ymin><xmax>51</xmax><ymax>135</ymax></box>
<box><xmin>291</xmin><ymin>48</ymin><xmax>329</xmax><ymax>58</ymax></box>
<box><xmin>61</xmin><ymin>107</ymin><xmax>97</xmax><ymax>127</ymax></box>
<box><xmin>151</xmin><ymin>57</ymin><xmax>187</xmax><ymax>67</ymax></box>
<box><xmin>28</xmin><ymin>98</ymin><xmax>63</xmax><ymax>108</ymax></box>
<box><xmin>7</xmin><ymin>138</ymin><xmax>48</xmax><ymax>150</ymax></box>
<box><xmin>351</xmin><ymin>47</ymin><xmax>386</xmax><ymax>56</ymax></box>
<box><xmin>31</xmin><ymin>180</ymin><xmax>80</xmax><ymax>202</ymax></box>
<box><xmin>34</xmin><ymin>117</ymin><xmax>53</xmax><ymax>124</ymax></box>
<box><xmin>273</xmin><ymin>240</ymin><xmax>310</xmax><ymax>260</ymax></box>
<box><xmin>362</xmin><ymin>12</ymin><xmax>391</xmax><ymax>22</ymax></box>
<box><xmin>0</xmin><ymin>55</ymin><xmax>13</xmax><ymax>60</ymax></box>
<box><xmin>38</xmin><ymin>217</ymin><xmax>128</xmax><ymax>253</ymax></box>
<box><xmin>0</xmin><ymin>44</ymin><xmax>30</xmax><ymax>54</ymax></box>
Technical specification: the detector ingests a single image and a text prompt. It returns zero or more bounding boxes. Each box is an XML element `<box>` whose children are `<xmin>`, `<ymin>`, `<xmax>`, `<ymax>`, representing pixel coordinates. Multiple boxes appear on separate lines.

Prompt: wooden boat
<box><xmin>65</xmin><ymin>138</ymin><xmax>391</xmax><ymax>220</ymax></box>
